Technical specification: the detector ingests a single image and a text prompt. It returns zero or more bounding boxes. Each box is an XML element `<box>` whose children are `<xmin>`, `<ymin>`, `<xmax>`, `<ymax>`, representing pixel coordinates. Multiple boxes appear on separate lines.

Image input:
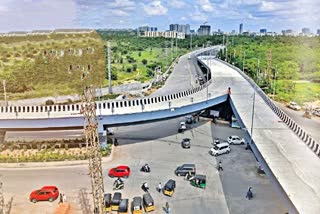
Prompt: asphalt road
<box><xmin>152</xmin><ymin>48</ymin><xmax>219</xmax><ymax>96</ymax></box>
<box><xmin>2</xmin><ymin>117</ymin><xmax>286</xmax><ymax>214</ymax></box>
<box><xmin>276</xmin><ymin>102</ymin><xmax>320</xmax><ymax>143</ymax></box>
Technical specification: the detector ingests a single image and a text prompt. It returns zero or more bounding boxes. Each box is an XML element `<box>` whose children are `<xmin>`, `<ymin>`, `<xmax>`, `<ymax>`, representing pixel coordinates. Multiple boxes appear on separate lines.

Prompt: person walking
<box><xmin>246</xmin><ymin>187</ymin><xmax>253</xmax><ymax>200</ymax></box>
<box><xmin>59</xmin><ymin>193</ymin><xmax>63</xmax><ymax>204</ymax></box>
<box><xmin>217</xmin><ymin>160</ymin><xmax>223</xmax><ymax>171</ymax></box>
<box><xmin>158</xmin><ymin>182</ymin><xmax>162</xmax><ymax>193</ymax></box>
<box><xmin>165</xmin><ymin>202</ymin><xmax>170</xmax><ymax>214</ymax></box>
<box><xmin>62</xmin><ymin>193</ymin><xmax>67</xmax><ymax>203</ymax></box>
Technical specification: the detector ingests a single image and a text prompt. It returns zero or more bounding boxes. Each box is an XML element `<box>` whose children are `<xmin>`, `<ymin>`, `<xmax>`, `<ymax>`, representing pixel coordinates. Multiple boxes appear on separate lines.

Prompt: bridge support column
<box><xmin>0</xmin><ymin>131</ymin><xmax>6</xmax><ymax>143</ymax></box>
<box><xmin>98</xmin><ymin>122</ymin><xmax>107</xmax><ymax>149</ymax></box>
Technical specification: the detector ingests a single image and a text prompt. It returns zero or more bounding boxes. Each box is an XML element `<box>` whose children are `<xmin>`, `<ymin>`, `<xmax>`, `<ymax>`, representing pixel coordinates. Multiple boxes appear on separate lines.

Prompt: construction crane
<box><xmin>81</xmin><ymin>68</ymin><xmax>105</xmax><ymax>214</ymax></box>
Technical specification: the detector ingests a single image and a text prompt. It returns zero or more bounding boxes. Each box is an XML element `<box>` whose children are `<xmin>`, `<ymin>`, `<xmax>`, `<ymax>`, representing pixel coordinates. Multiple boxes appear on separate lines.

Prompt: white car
<box><xmin>288</xmin><ymin>101</ymin><xmax>301</xmax><ymax>111</ymax></box>
<box><xmin>227</xmin><ymin>135</ymin><xmax>245</xmax><ymax>145</ymax></box>
<box><xmin>209</xmin><ymin>142</ymin><xmax>230</xmax><ymax>156</ymax></box>
<box><xmin>107</xmin><ymin>128</ymin><xmax>114</xmax><ymax>135</ymax></box>
<box><xmin>178</xmin><ymin>121</ymin><xmax>187</xmax><ymax>133</ymax></box>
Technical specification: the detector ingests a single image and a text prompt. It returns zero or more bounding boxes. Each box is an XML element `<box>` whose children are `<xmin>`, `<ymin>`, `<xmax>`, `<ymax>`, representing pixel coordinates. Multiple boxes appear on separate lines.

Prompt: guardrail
<box><xmin>0</xmin><ymin>48</ymin><xmax>216</xmax><ymax>118</ymax></box>
<box><xmin>217</xmin><ymin>59</ymin><xmax>320</xmax><ymax>157</ymax></box>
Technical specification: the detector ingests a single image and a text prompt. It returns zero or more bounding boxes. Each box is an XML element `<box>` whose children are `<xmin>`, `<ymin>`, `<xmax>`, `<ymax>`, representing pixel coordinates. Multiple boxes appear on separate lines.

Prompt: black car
<box><xmin>181</xmin><ymin>138</ymin><xmax>191</xmax><ymax>148</ymax></box>
<box><xmin>175</xmin><ymin>164</ymin><xmax>196</xmax><ymax>176</ymax></box>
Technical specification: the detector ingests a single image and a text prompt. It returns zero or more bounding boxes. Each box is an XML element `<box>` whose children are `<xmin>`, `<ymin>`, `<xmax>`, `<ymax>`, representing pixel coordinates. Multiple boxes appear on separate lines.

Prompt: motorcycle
<box><xmin>140</xmin><ymin>164</ymin><xmax>151</xmax><ymax>173</ymax></box>
<box><xmin>113</xmin><ymin>180</ymin><xmax>124</xmax><ymax>190</ymax></box>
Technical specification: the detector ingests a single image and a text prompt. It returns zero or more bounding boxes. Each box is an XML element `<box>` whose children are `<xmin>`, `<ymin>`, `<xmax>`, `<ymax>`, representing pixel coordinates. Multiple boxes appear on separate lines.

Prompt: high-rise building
<box><xmin>198</xmin><ymin>25</ymin><xmax>211</xmax><ymax>36</ymax></box>
<box><xmin>302</xmin><ymin>28</ymin><xmax>311</xmax><ymax>35</ymax></box>
<box><xmin>138</xmin><ymin>26</ymin><xmax>149</xmax><ymax>32</ymax></box>
<box><xmin>317</xmin><ymin>29</ymin><xmax>320</xmax><ymax>36</ymax></box>
<box><xmin>239</xmin><ymin>23</ymin><xmax>243</xmax><ymax>34</ymax></box>
<box><xmin>260</xmin><ymin>29</ymin><xmax>267</xmax><ymax>35</ymax></box>
<box><xmin>169</xmin><ymin>24</ymin><xmax>190</xmax><ymax>34</ymax></box>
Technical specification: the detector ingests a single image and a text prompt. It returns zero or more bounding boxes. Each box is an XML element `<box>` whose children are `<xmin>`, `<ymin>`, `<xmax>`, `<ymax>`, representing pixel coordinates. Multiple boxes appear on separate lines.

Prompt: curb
<box><xmin>0</xmin><ymin>145</ymin><xmax>114</xmax><ymax>169</ymax></box>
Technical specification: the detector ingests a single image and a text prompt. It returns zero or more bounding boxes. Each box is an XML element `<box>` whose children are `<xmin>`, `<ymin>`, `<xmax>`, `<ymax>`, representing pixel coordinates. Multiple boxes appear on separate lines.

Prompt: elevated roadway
<box><xmin>0</xmin><ymin>47</ymin><xmax>319</xmax><ymax>213</ymax></box>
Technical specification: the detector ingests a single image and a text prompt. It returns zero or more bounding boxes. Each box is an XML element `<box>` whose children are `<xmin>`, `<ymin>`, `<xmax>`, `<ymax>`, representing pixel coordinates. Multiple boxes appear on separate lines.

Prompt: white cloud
<box><xmin>107</xmin><ymin>0</ymin><xmax>135</xmax><ymax>7</ymax></box>
<box><xmin>109</xmin><ymin>9</ymin><xmax>129</xmax><ymax>17</ymax></box>
<box><xmin>143</xmin><ymin>1</ymin><xmax>168</xmax><ymax>16</ymax></box>
<box><xmin>197</xmin><ymin>0</ymin><xmax>214</xmax><ymax>12</ymax></box>
<box><xmin>168</xmin><ymin>0</ymin><xmax>186</xmax><ymax>9</ymax></box>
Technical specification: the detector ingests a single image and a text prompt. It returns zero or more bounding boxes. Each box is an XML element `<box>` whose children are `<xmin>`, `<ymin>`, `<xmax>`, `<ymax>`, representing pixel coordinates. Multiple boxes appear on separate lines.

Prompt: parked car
<box><xmin>209</xmin><ymin>142</ymin><xmax>230</xmax><ymax>156</ymax></box>
<box><xmin>178</xmin><ymin>121</ymin><xmax>187</xmax><ymax>133</ymax></box>
<box><xmin>181</xmin><ymin>138</ymin><xmax>191</xmax><ymax>148</ymax></box>
<box><xmin>108</xmin><ymin>165</ymin><xmax>131</xmax><ymax>178</ymax></box>
<box><xmin>312</xmin><ymin>107</ymin><xmax>320</xmax><ymax>117</ymax></box>
<box><xmin>29</xmin><ymin>186</ymin><xmax>59</xmax><ymax>203</ymax></box>
<box><xmin>227</xmin><ymin>135</ymin><xmax>245</xmax><ymax>145</ymax></box>
<box><xmin>175</xmin><ymin>164</ymin><xmax>196</xmax><ymax>176</ymax></box>
<box><xmin>212</xmin><ymin>138</ymin><xmax>221</xmax><ymax>145</ymax></box>
<box><xmin>185</xmin><ymin>115</ymin><xmax>193</xmax><ymax>124</ymax></box>
<box><xmin>288</xmin><ymin>101</ymin><xmax>301</xmax><ymax>111</ymax></box>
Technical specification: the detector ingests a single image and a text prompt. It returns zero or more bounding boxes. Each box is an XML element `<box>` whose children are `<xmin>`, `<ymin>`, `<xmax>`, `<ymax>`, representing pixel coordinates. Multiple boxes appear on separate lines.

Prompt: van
<box><xmin>209</xmin><ymin>142</ymin><xmax>230</xmax><ymax>156</ymax></box>
<box><xmin>175</xmin><ymin>164</ymin><xmax>196</xmax><ymax>176</ymax></box>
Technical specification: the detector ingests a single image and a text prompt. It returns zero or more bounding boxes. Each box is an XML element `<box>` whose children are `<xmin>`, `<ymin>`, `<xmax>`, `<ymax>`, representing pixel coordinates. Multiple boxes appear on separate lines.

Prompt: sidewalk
<box><xmin>0</xmin><ymin>146</ymin><xmax>114</xmax><ymax>169</ymax></box>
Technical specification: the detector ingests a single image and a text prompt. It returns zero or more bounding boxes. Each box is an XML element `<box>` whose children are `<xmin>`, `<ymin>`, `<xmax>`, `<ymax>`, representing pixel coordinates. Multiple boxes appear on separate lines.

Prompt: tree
<box><xmin>142</xmin><ymin>59</ymin><xmax>148</xmax><ymax>65</ymax></box>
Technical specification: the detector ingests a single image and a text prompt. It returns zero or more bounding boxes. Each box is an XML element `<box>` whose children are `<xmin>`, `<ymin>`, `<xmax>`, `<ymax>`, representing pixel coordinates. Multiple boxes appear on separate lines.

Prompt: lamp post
<box><xmin>251</xmin><ymin>57</ymin><xmax>260</xmax><ymax>82</ymax></box>
<box><xmin>272</xmin><ymin>66</ymin><xmax>278</xmax><ymax>97</ymax></box>
<box><xmin>242</xmin><ymin>51</ymin><xmax>246</xmax><ymax>72</ymax></box>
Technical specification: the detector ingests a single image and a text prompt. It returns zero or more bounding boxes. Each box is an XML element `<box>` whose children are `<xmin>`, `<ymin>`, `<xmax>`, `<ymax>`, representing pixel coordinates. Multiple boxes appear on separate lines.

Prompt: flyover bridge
<box><xmin>0</xmin><ymin>47</ymin><xmax>320</xmax><ymax>213</ymax></box>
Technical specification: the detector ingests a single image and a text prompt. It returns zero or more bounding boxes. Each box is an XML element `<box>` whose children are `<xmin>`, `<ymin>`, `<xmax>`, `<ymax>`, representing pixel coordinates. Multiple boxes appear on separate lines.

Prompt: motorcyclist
<box><xmin>113</xmin><ymin>178</ymin><xmax>124</xmax><ymax>189</ymax></box>
<box><xmin>142</xmin><ymin>182</ymin><xmax>149</xmax><ymax>192</ymax></box>
<box><xmin>143</xmin><ymin>163</ymin><xmax>150</xmax><ymax>172</ymax></box>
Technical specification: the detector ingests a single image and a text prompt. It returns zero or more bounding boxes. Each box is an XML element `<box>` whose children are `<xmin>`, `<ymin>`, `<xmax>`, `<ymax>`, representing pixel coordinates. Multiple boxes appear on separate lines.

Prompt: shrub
<box><xmin>45</xmin><ymin>100</ymin><xmax>54</xmax><ymax>105</ymax></box>
<box><xmin>142</xmin><ymin>59</ymin><xmax>148</xmax><ymax>65</ymax></box>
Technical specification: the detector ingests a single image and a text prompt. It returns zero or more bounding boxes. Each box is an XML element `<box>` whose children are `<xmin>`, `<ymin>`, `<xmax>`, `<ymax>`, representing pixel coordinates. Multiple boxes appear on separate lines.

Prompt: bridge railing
<box><xmin>217</xmin><ymin>59</ymin><xmax>320</xmax><ymax>157</ymax></box>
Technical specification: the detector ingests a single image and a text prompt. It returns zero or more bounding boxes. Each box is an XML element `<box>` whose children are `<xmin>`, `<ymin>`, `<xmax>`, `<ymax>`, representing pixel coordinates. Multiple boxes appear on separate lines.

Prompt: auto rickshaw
<box><xmin>111</xmin><ymin>192</ymin><xmax>122</xmax><ymax>211</ymax></box>
<box><xmin>104</xmin><ymin>193</ymin><xmax>112</xmax><ymax>212</ymax></box>
<box><xmin>143</xmin><ymin>193</ymin><xmax>155</xmax><ymax>212</ymax></box>
<box><xmin>163</xmin><ymin>179</ymin><xmax>176</xmax><ymax>197</ymax></box>
<box><xmin>190</xmin><ymin>174</ymin><xmax>206</xmax><ymax>189</ymax></box>
<box><xmin>132</xmin><ymin>197</ymin><xmax>143</xmax><ymax>214</ymax></box>
<box><xmin>118</xmin><ymin>198</ymin><xmax>129</xmax><ymax>214</ymax></box>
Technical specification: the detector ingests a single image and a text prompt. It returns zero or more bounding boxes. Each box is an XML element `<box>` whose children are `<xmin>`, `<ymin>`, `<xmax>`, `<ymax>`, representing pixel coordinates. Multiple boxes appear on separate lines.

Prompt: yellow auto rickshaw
<box><xmin>132</xmin><ymin>197</ymin><xmax>143</xmax><ymax>214</ymax></box>
<box><xmin>104</xmin><ymin>193</ymin><xmax>112</xmax><ymax>212</ymax></box>
<box><xmin>143</xmin><ymin>193</ymin><xmax>155</xmax><ymax>212</ymax></box>
<box><xmin>118</xmin><ymin>199</ymin><xmax>129</xmax><ymax>214</ymax></box>
<box><xmin>163</xmin><ymin>179</ymin><xmax>176</xmax><ymax>197</ymax></box>
<box><xmin>111</xmin><ymin>192</ymin><xmax>122</xmax><ymax>211</ymax></box>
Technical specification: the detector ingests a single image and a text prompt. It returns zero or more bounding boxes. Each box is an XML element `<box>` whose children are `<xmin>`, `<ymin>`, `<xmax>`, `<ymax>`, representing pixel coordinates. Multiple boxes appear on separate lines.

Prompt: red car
<box><xmin>29</xmin><ymin>186</ymin><xmax>59</xmax><ymax>203</ymax></box>
<box><xmin>108</xmin><ymin>165</ymin><xmax>130</xmax><ymax>178</ymax></box>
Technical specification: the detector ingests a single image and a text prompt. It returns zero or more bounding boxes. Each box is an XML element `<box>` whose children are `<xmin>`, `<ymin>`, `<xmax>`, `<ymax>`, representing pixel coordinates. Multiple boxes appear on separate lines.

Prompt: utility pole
<box><xmin>175</xmin><ymin>34</ymin><xmax>178</xmax><ymax>55</ymax></box>
<box><xmin>171</xmin><ymin>39</ymin><xmax>174</xmax><ymax>60</ymax></box>
<box><xmin>81</xmin><ymin>71</ymin><xmax>105</xmax><ymax>213</ymax></box>
<box><xmin>273</xmin><ymin>66</ymin><xmax>277</xmax><ymax>97</ymax></box>
<box><xmin>242</xmin><ymin>51</ymin><xmax>246</xmax><ymax>72</ymax></box>
<box><xmin>226</xmin><ymin>35</ymin><xmax>228</xmax><ymax>62</ymax></box>
<box><xmin>2</xmin><ymin>80</ymin><xmax>7</xmax><ymax>106</ymax></box>
<box><xmin>190</xmin><ymin>33</ymin><xmax>193</xmax><ymax>50</ymax></box>
<box><xmin>107</xmin><ymin>41</ymin><xmax>112</xmax><ymax>94</ymax></box>
<box><xmin>267</xmin><ymin>49</ymin><xmax>272</xmax><ymax>84</ymax></box>
<box><xmin>222</xmin><ymin>35</ymin><xmax>225</xmax><ymax>56</ymax></box>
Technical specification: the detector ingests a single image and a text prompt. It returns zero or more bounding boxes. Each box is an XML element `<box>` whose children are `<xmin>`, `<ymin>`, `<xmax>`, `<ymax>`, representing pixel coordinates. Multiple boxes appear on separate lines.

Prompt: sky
<box><xmin>0</xmin><ymin>0</ymin><xmax>319</xmax><ymax>33</ymax></box>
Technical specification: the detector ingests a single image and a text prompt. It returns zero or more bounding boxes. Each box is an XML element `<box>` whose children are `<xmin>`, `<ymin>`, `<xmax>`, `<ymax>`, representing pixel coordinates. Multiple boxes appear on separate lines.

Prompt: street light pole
<box><xmin>242</xmin><ymin>51</ymin><xmax>246</xmax><ymax>72</ymax></box>
<box><xmin>273</xmin><ymin>66</ymin><xmax>277</xmax><ymax>97</ymax></box>
<box><xmin>250</xmin><ymin>89</ymin><xmax>256</xmax><ymax>142</ymax></box>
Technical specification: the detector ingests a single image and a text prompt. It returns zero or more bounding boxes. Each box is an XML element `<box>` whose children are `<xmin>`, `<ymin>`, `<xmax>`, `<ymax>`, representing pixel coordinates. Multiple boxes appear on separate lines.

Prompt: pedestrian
<box><xmin>246</xmin><ymin>187</ymin><xmax>253</xmax><ymax>200</ymax></box>
<box><xmin>62</xmin><ymin>193</ymin><xmax>67</xmax><ymax>203</ymax></box>
<box><xmin>218</xmin><ymin>160</ymin><xmax>223</xmax><ymax>171</ymax></box>
<box><xmin>158</xmin><ymin>182</ymin><xmax>162</xmax><ymax>193</ymax></box>
<box><xmin>227</xmin><ymin>87</ymin><xmax>231</xmax><ymax>95</ymax></box>
<box><xmin>59</xmin><ymin>193</ymin><xmax>63</xmax><ymax>204</ymax></box>
<box><xmin>165</xmin><ymin>202</ymin><xmax>170</xmax><ymax>214</ymax></box>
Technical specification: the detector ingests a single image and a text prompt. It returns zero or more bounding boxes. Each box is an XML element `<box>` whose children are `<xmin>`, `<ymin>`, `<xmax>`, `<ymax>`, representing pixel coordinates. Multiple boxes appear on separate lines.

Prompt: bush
<box><xmin>126</xmin><ymin>67</ymin><xmax>133</xmax><ymax>73</ymax></box>
<box><xmin>133</xmin><ymin>64</ymin><xmax>138</xmax><ymax>71</ymax></box>
<box><xmin>142</xmin><ymin>59</ymin><xmax>148</xmax><ymax>65</ymax></box>
<box><xmin>45</xmin><ymin>100</ymin><xmax>55</xmax><ymax>105</ymax></box>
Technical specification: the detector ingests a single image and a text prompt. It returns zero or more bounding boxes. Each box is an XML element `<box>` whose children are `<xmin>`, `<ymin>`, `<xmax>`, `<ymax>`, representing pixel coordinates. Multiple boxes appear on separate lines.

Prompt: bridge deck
<box><xmin>209</xmin><ymin>59</ymin><xmax>320</xmax><ymax>214</ymax></box>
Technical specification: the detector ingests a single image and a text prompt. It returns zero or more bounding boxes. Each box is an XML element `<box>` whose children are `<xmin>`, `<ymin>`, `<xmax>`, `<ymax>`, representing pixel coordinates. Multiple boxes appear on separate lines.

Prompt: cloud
<box><xmin>143</xmin><ymin>1</ymin><xmax>168</xmax><ymax>15</ymax></box>
<box><xmin>109</xmin><ymin>9</ymin><xmax>129</xmax><ymax>17</ymax></box>
<box><xmin>168</xmin><ymin>0</ymin><xmax>186</xmax><ymax>9</ymax></box>
<box><xmin>106</xmin><ymin>0</ymin><xmax>135</xmax><ymax>11</ymax></box>
<box><xmin>190</xmin><ymin>6</ymin><xmax>207</xmax><ymax>22</ymax></box>
<box><xmin>197</xmin><ymin>0</ymin><xmax>215</xmax><ymax>12</ymax></box>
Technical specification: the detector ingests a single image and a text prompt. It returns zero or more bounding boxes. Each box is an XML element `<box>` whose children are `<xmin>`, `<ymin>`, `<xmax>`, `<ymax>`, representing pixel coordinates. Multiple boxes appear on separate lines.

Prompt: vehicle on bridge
<box><xmin>227</xmin><ymin>135</ymin><xmax>245</xmax><ymax>145</ymax></box>
<box><xmin>163</xmin><ymin>179</ymin><xmax>176</xmax><ymax>197</ymax></box>
<box><xmin>108</xmin><ymin>165</ymin><xmax>131</xmax><ymax>178</ymax></box>
<box><xmin>209</xmin><ymin>143</ymin><xmax>230</xmax><ymax>156</ymax></box>
<box><xmin>288</xmin><ymin>101</ymin><xmax>301</xmax><ymax>111</ymax></box>
<box><xmin>29</xmin><ymin>186</ymin><xmax>59</xmax><ymax>203</ymax></box>
<box><xmin>190</xmin><ymin>174</ymin><xmax>206</xmax><ymax>189</ymax></box>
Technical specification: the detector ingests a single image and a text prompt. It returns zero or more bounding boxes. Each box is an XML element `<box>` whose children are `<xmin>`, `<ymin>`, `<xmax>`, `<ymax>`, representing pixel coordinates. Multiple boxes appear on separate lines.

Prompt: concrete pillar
<box><xmin>0</xmin><ymin>130</ymin><xmax>6</xmax><ymax>143</ymax></box>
